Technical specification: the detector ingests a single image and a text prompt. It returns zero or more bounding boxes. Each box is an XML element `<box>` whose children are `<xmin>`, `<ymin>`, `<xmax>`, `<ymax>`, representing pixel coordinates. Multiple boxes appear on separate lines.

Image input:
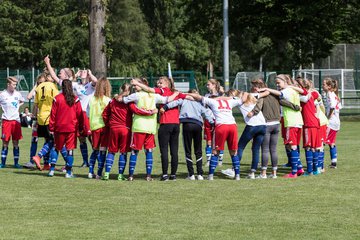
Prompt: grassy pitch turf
<box><xmin>0</xmin><ymin>120</ymin><xmax>359</xmax><ymax>239</ymax></box>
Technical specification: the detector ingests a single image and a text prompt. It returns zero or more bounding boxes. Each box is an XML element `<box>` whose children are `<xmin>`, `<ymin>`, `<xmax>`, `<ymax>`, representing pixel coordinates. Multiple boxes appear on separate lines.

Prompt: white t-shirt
<box><xmin>0</xmin><ymin>90</ymin><xmax>24</xmax><ymax>122</ymax></box>
<box><xmin>238</xmin><ymin>97</ymin><xmax>266</xmax><ymax>127</ymax></box>
<box><xmin>326</xmin><ymin>91</ymin><xmax>341</xmax><ymax>130</ymax></box>
<box><xmin>73</xmin><ymin>82</ymin><xmax>95</xmax><ymax>111</ymax></box>
<box><xmin>202</xmin><ymin>97</ymin><xmax>242</xmax><ymax>125</ymax></box>
<box><xmin>123</xmin><ymin>92</ymin><xmax>168</xmax><ymax>105</ymax></box>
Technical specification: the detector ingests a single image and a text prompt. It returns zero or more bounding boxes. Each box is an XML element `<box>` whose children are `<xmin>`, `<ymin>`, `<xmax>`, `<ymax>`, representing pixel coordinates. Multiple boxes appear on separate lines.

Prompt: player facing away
<box><xmin>102</xmin><ymin>83</ymin><xmax>158</xmax><ymax>181</ymax></box>
<box><xmin>0</xmin><ymin>77</ymin><xmax>24</xmax><ymax>168</ymax></box>
<box><xmin>322</xmin><ymin>78</ymin><xmax>341</xmax><ymax>169</ymax></box>
<box><xmin>47</xmin><ymin>80</ymin><xmax>84</xmax><ymax>178</ymax></box>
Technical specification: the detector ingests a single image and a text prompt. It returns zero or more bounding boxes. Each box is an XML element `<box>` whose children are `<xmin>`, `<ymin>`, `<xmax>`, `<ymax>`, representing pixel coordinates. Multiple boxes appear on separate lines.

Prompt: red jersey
<box><xmin>155</xmin><ymin>87</ymin><xmax>186</xmax><ymax>124</ymax></box>
<box><xmin>102</xmin><ymin>98</ymin><xmax>154</xmax><ymax>129</ymax></box>
<box><xmin>300</xmin><ymin>91</ymin><xmax>320</xmax><ymax>128</ymax></box>
<box><xmin>49</xmin><ymin>93</ymin><xmax>83</xmax><ymax>133</ymax></box>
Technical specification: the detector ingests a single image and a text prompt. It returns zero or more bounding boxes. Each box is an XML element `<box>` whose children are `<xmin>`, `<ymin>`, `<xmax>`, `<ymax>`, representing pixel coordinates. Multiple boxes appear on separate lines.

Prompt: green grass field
<box><xmin>0</xmin><ymin>120</ymin><xmax>359</xmax><ymax>239</ymax></box>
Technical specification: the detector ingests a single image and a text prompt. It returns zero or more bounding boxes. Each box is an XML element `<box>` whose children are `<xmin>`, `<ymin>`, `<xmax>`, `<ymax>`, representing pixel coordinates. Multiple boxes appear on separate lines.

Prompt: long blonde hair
<box><xmin>94</xmin><ymin>77</ymin><xmax>112</xmax><ymax>99</ymax></box>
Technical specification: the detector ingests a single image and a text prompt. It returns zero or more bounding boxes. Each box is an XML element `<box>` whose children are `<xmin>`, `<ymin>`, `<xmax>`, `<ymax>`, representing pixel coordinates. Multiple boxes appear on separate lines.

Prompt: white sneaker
<box><xmin>268</xmin><ymin>174</ymin><xmax>277</xmax><ymax>179</ymax></box>
<box><xmin>235</xmin><ymin>174</ymin><xmax>240</xmax><ymax>181</ymax></box>
<box><xmin>197</xmin><ymin>175</ymin><xmax>204</xmax><ymax>181</ymax></box>
<box><xmin>256</xmin><ymin>174</ymin><xmax>267</xmax><ymax>179</ymax></box>
<box><xmin>221</xmin><ymin>168</ymin><xmax>235</xmax><ymax>178</ymax></box>
<box><xmin>246</xmin><ymin>172</ymin><xmax>255</xmax><ymax>179</ymax></box>
<box><xmin>23</xmin><ymin>161</ymin><xmax>35</xmax><ymax>169</ymax></box>
<box><xmin>88</xmin><ymin>173</ymin><xmax>93</xmax><ymax>179</ymax></box>
<box><xmin>186</xmin><ymin>175</ymin><xmax>195</xmax><ymax>180</ymax></box>
<box><xmin>48</xmin><ymin>170</ymin><xmax>55</xmax><ymax>177</ymax></box>
<box><xmin>65</xmin><ymin>173</ymin><xmax>75</xmax><ymax>178</ymax></box>
<box><xmin>208</xmin><ymin>174</ymin><xmax>214</xmax><ymax>181</ymax></box>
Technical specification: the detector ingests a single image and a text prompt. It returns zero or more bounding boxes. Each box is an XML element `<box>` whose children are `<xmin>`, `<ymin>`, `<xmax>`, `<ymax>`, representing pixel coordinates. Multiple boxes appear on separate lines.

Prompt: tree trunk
<box><xmin>89</xmin><ymin>0</ymin><xmax>107</xmax><ymax>78</ymax></box>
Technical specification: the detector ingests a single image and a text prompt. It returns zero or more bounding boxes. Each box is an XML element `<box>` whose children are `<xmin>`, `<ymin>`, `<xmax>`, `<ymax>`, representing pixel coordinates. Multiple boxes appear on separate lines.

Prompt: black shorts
<box><xmin>37</xmin><ymin>125</ymin><xmax>51</xmax><ymax>139</ymax></box>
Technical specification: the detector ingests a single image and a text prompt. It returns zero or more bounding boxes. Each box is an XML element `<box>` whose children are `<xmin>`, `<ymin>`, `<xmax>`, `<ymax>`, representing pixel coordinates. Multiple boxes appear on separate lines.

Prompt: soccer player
<box><xmin>0</xmin><ymin>77</ymin><xmax>24</xmax><ymax>168</ymax></box>
<box><xmin>102</xmin><ymin>83</ymin><xmax>158</xmax><ymax>181</ymax></box>
<box><xmin>86</xmin><ymin>77</ymin><xmax>112</xmax><ymax>179</ymax></box>
<box><xmin>47</xmin><ymin>80</ymin><xmax>84</xmax><ymax>178</ymax></box>
<box><xmin>322</xmin><ymin>78</ymin><xmax>341</xmax><ymax>169</ymax></box>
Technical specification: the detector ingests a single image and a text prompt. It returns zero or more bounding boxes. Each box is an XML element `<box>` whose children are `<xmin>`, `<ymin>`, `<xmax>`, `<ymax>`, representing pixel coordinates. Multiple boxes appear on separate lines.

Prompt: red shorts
<box><xmin>91</xmin><ymin>127</ymin><xmax>109</xmax><ymax>149</ymax></box>
<box><xmin>325</xmin><ymin>128</ymin><xmax>338</xmax><ymax>145</ymax></box>
<box><xmin>280</xmin><ymin>117</ymin><xmax>286</xmax><ymax>139</ymax></box>
<box><xmin>130</xmin><ymin>132</ymin><xmax>155</xmax><ymax>150</ymax></box>
<box><xmin>203</xmin><ymin>120</ymin><xmax>213</xmax><ymax>141</ymax></box>
<box><xmin>108</xmin><ymin>127</ymin><xmax>131</xmax><ymax>153</ymax></box>
<box><xmin>54</xmin><ymin>132</ymin><xmax>77</xmax><ymax>151</ymax></box>
<box><xmin>284</xmin><ymin>127</ymin><xmax>302</xmax><ymax>146</ymax></box>
<box><xmin>1</xmin><ymin>120</ymin><xmax>22</xmax><ymax>141</ymax></box>
<box><xmin>319</xmin><ymin>125</ymin><xmax>327</xmax><ymax>143</ymax></box>
<box><xmin>78</xmin><ymin>111</ymin><xmax>91</xmax><ymax>137</ymax></box>
<box><xmin>303</xmin><ymin>127</ymin><xmax>321</xmax><ymax>148</ymax></box>
<box><xmin>213</xmin><ymin>124</ymin><xmax>238</xmax><ymax>151</ymax></box>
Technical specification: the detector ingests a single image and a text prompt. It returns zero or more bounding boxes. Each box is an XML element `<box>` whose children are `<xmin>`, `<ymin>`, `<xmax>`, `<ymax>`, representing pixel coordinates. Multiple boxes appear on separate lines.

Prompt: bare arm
<box><xmin>44</xmin><ymin>55</ymin><xmax>60</xmax><ymax>84</ymax></box>
<box><xmin>27</xmin><ymin>85</ymin><xmax>37</xmax><ymax>100</ymax></box>
<box><xmin>131</xmin><ymin>79</ymin><xmax>155</xmax><ymax>93</ymax></box>
<box><xmin>88</xmin><ymin>70</ymin><xmax>98</xmax><ymax>85</ymax></box>
<box><xmin>259</xmin><ymin>88</ymin><xmax>281</xmax><ymax>96</ymax></box>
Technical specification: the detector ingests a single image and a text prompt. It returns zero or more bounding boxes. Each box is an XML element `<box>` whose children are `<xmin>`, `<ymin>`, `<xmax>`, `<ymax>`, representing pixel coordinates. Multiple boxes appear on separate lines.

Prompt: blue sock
<box><xmin>43</xmin><ymin>151</ymin><xmax>50</xmax><ymax>165</ymax></box>
<box><xmin>118</xmin><ymin>153</ymin><xmax>127</xmax><ymax>174</ymax></box>
<box><xmin>1</xmin><ymin>146</ymin><xmax>8</xmax><ymax>165</ymax></box>
<box><xmin>60</xmin><ymin>146</ymin><xmax>67</xmax><ymax>163</ymax></box>
<box><xmin>50</xmin><ymin>148</ymin><xmax>59</xmax><ymax>171</ymax></box>
<box><xmin>97</xmin><ymin>150</ymin><xmax>106</xmax><ymax>176</ymax></box>
<box><xmin>145</xmin><ymin>149</ymin><xmax>153</xmax><ymax>175</ymax></box>
<box><xmin>318</xmin><ymin>150</ymin><xmax>324</xmax><ymax>169</ymax></box>
<box><xmin>312</xmin><ymin>150</ymin><xmax>319</xmax><ymax>172</ymax></box>
<box><xmin>290</xmin><ymin>149</ymin><xmax>299</xmax><ymax>175</ymax></box>
<box><xmin>219</xmin><ymin>150</ymin><xmax>224</xmax><ymax>161</ymax></box>
<box><xmin>129</xmin><ymin>151</ymin><xmax>138</xmax><ymax>176</ymax></box>
<box><xmin>66</xmin><ymin>150</ymin><xmax>74</xmax><ymax>175</ymax></box>
<box><xmin>89</xmin><ymin>150</ymin><xmax>98</xmax><ymax>174</ymax></box>
<box><xmin>80</xmin><ymin>142</ymin><xmax>89</xmax><ymax>165</ymax></box>
<box><xmin>209</xmin><ymin>154</ymin><xmax>218</xmax><ymax>175</ymax></box>
<box><xmin>105</xmin><ymin>152</ymin><xmax>115</xmax><ymax>173</ymax></box>
<box><xmin>13</xmin><ymin>147</ymin><xmax>19</xmax><ymax>165</ymax></box>
<box><xmin>30</xmin><ymin>137</ymin><xmax>38</xmax><ymax>163</ymax></box>
<box><xmin>330</xmin><ymin>146</ymin><xmax>337</xmax><ymax>162</ymax></box>
<box><xmin>231</xmin><ymin>155</ymin><xmax>240</xmax><ymax>175</ymax></box>
<box><xmin>205</xmin><ymin>145</ymin><xmax>212</xmax><ymax>161</ymax></box>
<box><xmin>38</xmin><ymin>141</ymin><xmax>53</xmax><ymax>158</ymax></box>
<box><xmin>305</xmin><ymin>149</ymin><xmax>313</xmax><ymax>173</ymax></box>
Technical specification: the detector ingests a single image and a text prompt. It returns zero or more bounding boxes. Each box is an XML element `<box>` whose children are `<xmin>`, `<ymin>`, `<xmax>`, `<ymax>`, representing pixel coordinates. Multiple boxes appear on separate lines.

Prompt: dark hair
<box><xmin>62</xmin><ymin>79</ymin><xmax>76</xmax><ymax>106</ymax></box>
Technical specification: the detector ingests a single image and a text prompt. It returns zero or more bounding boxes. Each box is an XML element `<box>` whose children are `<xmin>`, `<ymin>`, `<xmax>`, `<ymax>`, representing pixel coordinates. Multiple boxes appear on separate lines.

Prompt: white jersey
<box><xmin>326</xmin><ymin>91</ymin><xmax>341</xmax><ymax>131</ymax></box>
<box><xmin>73</xmin><ymin>82</ymin><xmax>95</xmax><ymax>111</ymax></box>
<box><xmin>123</xmin><ymin>92</ymin><xmax>168</xmax><ymax>105</ymax></box>
<box><xmin>202</xmin><ymin>97</ymin><xmax>242</xmax><ymax>125</ymax></box>
<box><xmin>0</xmin><ymin>90</ymin><xmax>24</xmax><ymax>122</ymax></box>
<box><xmin>238</xmin><ymin>94</ymin><xmax>266</xmax><ymax>126</ymax></box>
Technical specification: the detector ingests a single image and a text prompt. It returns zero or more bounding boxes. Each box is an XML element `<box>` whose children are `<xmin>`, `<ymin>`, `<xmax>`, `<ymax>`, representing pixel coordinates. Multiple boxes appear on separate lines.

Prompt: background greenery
<box><xmin>1</xmin><ymin>0</ymin><xmax>360</xmax><ymax>75</ymax></box>
<box><xmin>0</xmin><ymin>120</ymin><xmax>359</xmax><ymax>239</ymax></box>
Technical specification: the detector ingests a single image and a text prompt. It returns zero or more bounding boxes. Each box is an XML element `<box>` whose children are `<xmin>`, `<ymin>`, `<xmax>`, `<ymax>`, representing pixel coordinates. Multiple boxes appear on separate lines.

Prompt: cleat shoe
<box><xmin>118</xmin><ymin>174</ymin><xmax>127</xmax><ymax>181</ymax></box>
<box><xmin>23</xmin><ymin>161</ymin><xmax>35</xmax><ymax>169</ymax></box>
<box><xmin>128</xmin><ymin>176</ymin><xmax>134</xmax><ymax>181</ymax></box>
<box><xmin>297</xmin><ymin>169</ymin><xmax>305</xmax><ymax>176</ymax></box>
<box><xmin>169</xmin><ymin>175</ymin><xmax>176</xmax><ymax>181</ymax></box>
<box><xmin>303</xmin><ymin>172</ymin><xmax>313</xmax><ymax>176</ymax></box>
<box><xmin>32</xmin><ymin>156</ymin><xmax>42</xmax><ymax>170</ymax></box>
<box><xmin>61</xmin><ymin>167</ymin><xmax>66</xmax><ymax>173</ymax></box>
<box><xmin>0</xmin><ymin>164</ymin><xmax>6</xmax><ymax>168</ymax></box>
<box><xmin>13</xmin><ymin>164</ymin><xmax>22</xmax><ymax>169</ymax></box>
<box><xmin>282</xmin><ymin>163</ymin><xmax>291</xmax><ymax>168</ymax></box>
<box><xmin>313</xmin><ymin>170</ymin><xmax>320</xmax><ymax>175</ymax></box>
<box><xmin>218</xmin><ymin>160</ymin><xmax>223</xmax><ymax>166</ymax></box>
<box><xmin>208</xmin><ymin>174</ymin><xmax>214</xmax><ymax>181</ymax></box>
<box><xmin>160</xmin><ymin>175</ymin><xmax>169</xmax><ymax>181</ymax></box>
<box><xmin>235</xmin><ymin>174</ymin><xmax>240</xmax><ymax>181</ymax></box>
<box><xmin>88</xmin><ymin>173</ymin><xmax>93</xmax><ymax>179</ymax></box>
<box><xmin>80</xmin><ymin>162</ymin><xmax>89</xmax><ymax>168</ymax></box>
<box><xmin>197</xmin><ymin>175</ymin><xmax>204</xmax><ymax>181</ymax></box>
<box><xmin>246</xmin><ymin>172</ymin><xmax>255</xmax><ymax>179</ymax></box>
<box><xmin>329</xmin><ymin>162</ymin><xmax>337</xmax><ymax>169</ymax></box>
<box><xmin>48</xmin><ymin>170</ymin><xmax>55</xmax><ymax>177</ymax></box>
<box><xmin>221</xmin><ymin>168</ymin><xmax>235</xmax><ymax>178</ymax></box>
<box><xmin>65</xmin><ymin>173</ymin><xmax>75</xmax><ymax>178</ymax></box>
<box><xmin>268</xmin><ymin>174</ymin><xmax>277</xmax><ymax>179</ymax></box>
<box><xmin>102</xmin><ymin>172</ymin><xmax>110</xmax><ymax>181</ymax></box>
<box><xmin>283</xmin><ymin>173</ymin><xmax>298</xmax><ymax>178</ymax></box>
<box><xmin>42</xmin><ymin>164</ymin><xmax>51</xmax><ymax>171</ymax></box>
<box><xmin>186</xmin><ymin>175</ymin><xmax>195</xmax><ymax>180</ymax></box>
<box><xmin>145</xmin><ymin>175</ymin><xmax>154</xmax><ymax>181</ymax></box>
<box><xmin>256</xmin><ymin>174</ymin><xmax>267</xmax><ymax>179</ymax></box>
<box><xmin>320</xmin><ymin>168</ymin><xmax>326</xmax><ymax>173</ymax></box>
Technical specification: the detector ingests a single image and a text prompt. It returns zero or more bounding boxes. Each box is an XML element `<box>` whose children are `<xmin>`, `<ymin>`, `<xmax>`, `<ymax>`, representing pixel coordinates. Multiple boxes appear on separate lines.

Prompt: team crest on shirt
<box><xmin>11</xmin><ymin>101</ymin><xmax>18</xmax><ymax>108</ymax></box>
<box><xmin>80</xmin><ymin>90</ymin><xmax>88</xmax><ymax>95</ymax></box>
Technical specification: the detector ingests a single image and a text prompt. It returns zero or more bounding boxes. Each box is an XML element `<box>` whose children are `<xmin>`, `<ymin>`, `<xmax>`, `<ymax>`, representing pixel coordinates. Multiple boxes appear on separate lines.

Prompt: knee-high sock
<box><xmin>38</xmin><ymin>140</ymin><xmax>53</xmax><ymax>158</ymax></box>
<box><xmin>13</xmin><ymin>147</ymin><xmax>19</xmax><ymax>165</ymax></box>
<box><xmin>43</xmin><ymin>151</ymin><xmax>50</xmax><ymax>165</ymax></box>
<box><xmin>330</xmin><ymin>145</ymin><xmax>337</xmax><ymax>163</ymax></box>
<box><xmin>318</xmin><ymin>150</ymin><xmax>324</xmax><ymax>169</ymax></box>
<box><xmin>312</xmin><ymin>151</ymin><xmax>319</xmax><ymax>172</ymax></box>
<box><xmin>60</xmin><ymin>146</ymin><xmax>68</xmax><ymax>163</ymax></box>
<box><xmin>105</xmin><ymin>152</ymin><xmax>115</xmax><ymax>173</ymax></box>
<box><xmin>290</xmin><ymin>149</ymin><xmax>299</xmax><ymax>175</ymax></box>
<box><xmin>79</xmin><ymin>142</ymin><xmax>89</xmax><ymax>165</ymax></box>
<box><xmin>1</xmin><ymin>147</ymin><xmax>8</xmax><ymax>165</ymax></box>
<box><xmin>305</xmin><ymin>149</ymin><xmax>313</xmax><ymax>173</ymax></box>
<box><xmin>145</xmin><ymin>149</ymin><xmax>153</xmax><ymax>175</ymax></box>
<box><xmin>209</xmin><ymin>154</ymin><xmax>218</xmax><ymax>175</ymax></box>
<box><xmin>97</xmin><ymin>150</ymin><xmax>106</xmax><ymax>176</ymax></box>
<box><xmin>205</xmin><ymin>145</ymin><xmax>212</xmax><ymax>161</ymax></box>
<box><xmin>118</xmin><ymin>153</ymin><xmax>127</xmax><ymax>174</ymax></box>
<box><xmin>219</xmin><ymin>150</ymin><xmax>224</xmax><ymax>161</ymax></box>
<box><xmin>129</xmin><ymin>150</ymin><xmax>138</xmax><ymax>176</ymax></box>
<box><xmin>50</xmin><ymin>148</ymin><xmax>59</xmax><ymax>171</ymax></box>
<box><xmin>231</xmin><ymin>155</ymin><xmax>240</xmax><ymax>175</ymax></box>
<box><xmin>30</xmin><ymin>137</ymin><xmax>38</xmax><ymax>163</ymax></box>
<box><xmin>66</xmin><ymin>150</ymin><xmax>74</xmax><ymax>175</ymax></box>
<box><xmin>88</xmin><ymin>150</ymin><xmax>98</xmax><ymax>174</ymax></box>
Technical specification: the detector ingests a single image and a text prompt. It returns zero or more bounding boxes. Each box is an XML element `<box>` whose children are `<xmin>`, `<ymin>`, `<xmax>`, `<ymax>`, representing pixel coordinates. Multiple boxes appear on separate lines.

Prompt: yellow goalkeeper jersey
<box><xmin>35</xmin><ymin>82</ymin><xmax>59</xmax><ymax>125</ymax></box>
